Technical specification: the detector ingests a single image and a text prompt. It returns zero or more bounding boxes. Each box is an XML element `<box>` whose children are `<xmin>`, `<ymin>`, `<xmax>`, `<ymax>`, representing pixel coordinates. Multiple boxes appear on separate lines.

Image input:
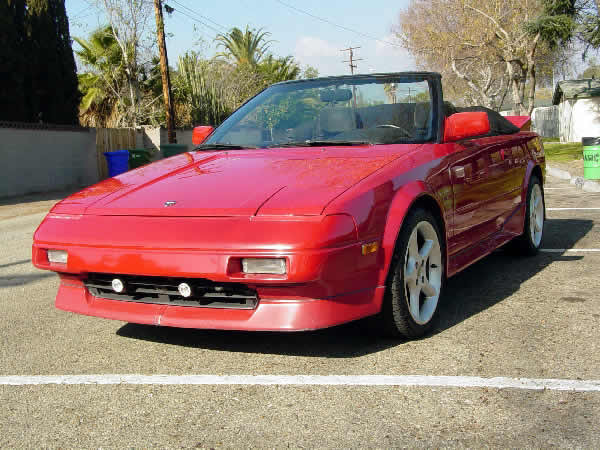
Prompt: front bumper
<box><xmin>56</xmin><ymin>276</ymin><xmax>384</xmax><ymax>331</ymax></box>
<box><xmin>33</xmin><ymin>213</ymin><xmax>384</xmax><ymax>330</ymax></box>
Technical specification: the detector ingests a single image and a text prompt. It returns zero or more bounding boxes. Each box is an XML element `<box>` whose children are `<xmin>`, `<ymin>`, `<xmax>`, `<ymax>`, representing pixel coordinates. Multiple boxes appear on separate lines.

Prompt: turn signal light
<box><xmin>47</xmin><ymin>249</ymin><xmax>68</xmax><ymax>264</ymax></box>
<box><xmin>361</xmin><ymin>241</ymin><xmax>379</xmax><ymax>255</ymax></box>
<box><xmin>241</xmin><ymin>258</ymin><xmax>286</xmax><ymax>275</ymax></box>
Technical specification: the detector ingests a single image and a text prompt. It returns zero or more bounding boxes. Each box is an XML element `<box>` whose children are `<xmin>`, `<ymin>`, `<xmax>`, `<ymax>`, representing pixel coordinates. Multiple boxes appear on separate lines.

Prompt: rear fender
<box><xmin>377</xmin><ymin>181</ymin><xmax>446</xmax><ymax>289</ymax></box>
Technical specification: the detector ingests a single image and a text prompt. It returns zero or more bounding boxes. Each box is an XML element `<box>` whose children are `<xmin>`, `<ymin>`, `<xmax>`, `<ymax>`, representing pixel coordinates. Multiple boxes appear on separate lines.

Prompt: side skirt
<box><xmin>447</xmin><ymin>202</ymin><xmax>524</xmax><ymax>278</ymax></box>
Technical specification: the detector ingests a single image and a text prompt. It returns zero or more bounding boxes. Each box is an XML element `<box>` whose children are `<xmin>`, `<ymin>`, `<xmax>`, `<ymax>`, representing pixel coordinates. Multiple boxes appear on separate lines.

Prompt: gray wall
<box><xmin>531</xmin><ymin>105</ymin><xmax>559</xmax><ymax>138</ymax></box>
<box><xmin>0</xmin><ymin>125</ymin><xmax>99</xmax><ymax>199</ymax></box>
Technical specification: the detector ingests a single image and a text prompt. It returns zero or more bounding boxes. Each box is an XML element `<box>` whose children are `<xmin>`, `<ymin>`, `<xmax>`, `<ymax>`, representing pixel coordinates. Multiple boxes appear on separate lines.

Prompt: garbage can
<box><xmin>104</xmin><ymin>150</ymin><xmax>130</xmax><ymax>177</ymax></box>
<box><xmin>583</xmin><ymin>137</ymin><xmax>600</xmax><ymax>180</ymax></box>
<box><xmin>129</xmin><ymin>148</ymin><xmax>152</xmax><ymax>169</ymax></box>
<box><xmin>160</xmin><ymin>143</ymin><xmax>188</xmax><ymax>158</ymax></box>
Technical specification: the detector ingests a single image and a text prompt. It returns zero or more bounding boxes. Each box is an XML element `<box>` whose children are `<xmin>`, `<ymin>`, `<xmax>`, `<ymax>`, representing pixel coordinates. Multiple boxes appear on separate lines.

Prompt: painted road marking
<box><xmin>540</xmin><ymin>249</ymin><xmax>600</xmax><ymax>253</ymax></box>
<box><xmin>0</xmin><ymin>375</ymin><xmax>599</xmax><ymax>391</ymax></box>
<box><xmin>547</xmin><ymin>207</ymin><xmax>600</xmax><ymax>211</ymax></box>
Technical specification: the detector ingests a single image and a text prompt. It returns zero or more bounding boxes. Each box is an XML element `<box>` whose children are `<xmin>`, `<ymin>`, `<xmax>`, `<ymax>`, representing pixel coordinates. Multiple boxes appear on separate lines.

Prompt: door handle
<box><xmin>453</xmin><ymin>166</ymin><xmax>465</xmax><ymax>178</ymax></box>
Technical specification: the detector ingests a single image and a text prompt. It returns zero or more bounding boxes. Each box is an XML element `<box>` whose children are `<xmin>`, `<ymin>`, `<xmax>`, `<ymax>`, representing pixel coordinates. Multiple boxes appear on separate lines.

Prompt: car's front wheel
<box><xmin>380</xmin><ymin>208</ymin><xmax>444</xmax><ymax>338</ymax></box>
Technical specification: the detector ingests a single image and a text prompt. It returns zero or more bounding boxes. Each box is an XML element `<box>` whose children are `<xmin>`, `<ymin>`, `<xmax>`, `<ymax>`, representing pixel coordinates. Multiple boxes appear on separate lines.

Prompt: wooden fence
<box><xmin>95</xmin><ymin>128</ymin><xmax>136</xmax><ymax>179</ymax></box>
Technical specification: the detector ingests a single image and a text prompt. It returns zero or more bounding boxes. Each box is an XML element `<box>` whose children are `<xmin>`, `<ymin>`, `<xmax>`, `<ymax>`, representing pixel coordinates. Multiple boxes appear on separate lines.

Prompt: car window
<box><xmin>205</xmin><ymin>77</ymin><xmax>433</xmax><ymax>148</ymax></box>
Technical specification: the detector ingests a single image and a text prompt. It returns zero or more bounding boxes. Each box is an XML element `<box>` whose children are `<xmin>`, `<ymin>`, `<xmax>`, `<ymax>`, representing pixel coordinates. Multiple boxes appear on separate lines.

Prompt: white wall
<box><xmin>559</xmin><ymin>98</ymin><xmax>600</xmax><ymax>142</ymax></box>
<box><xmin>0</xmin><ymin>126</ymin><xmax>98</xmax><ymax>199</ymax></box>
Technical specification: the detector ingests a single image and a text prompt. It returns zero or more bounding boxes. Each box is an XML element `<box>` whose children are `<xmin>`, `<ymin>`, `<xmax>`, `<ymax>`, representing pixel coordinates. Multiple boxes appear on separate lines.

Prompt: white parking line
<box><xmin>544</xmin><ymin>187</ymin><xmax>574</xmax><ymax>190</ymax></box>
<box><xmin>540</xmin><ymin>249</ymin><xmax>600</xmax><ymax>253</ymax></box>
<box><xmin>0</xmin><ymin>374</ymin><xmax>599</xmax><ymax>391</ymax></box>
<box><xmin>547</xmin><ymin>207</ymin><xmax>600</xmax><ymax>211</ymax></box>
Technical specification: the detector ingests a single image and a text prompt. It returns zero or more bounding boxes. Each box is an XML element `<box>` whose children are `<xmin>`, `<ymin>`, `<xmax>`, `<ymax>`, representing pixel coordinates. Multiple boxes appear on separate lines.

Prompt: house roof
<box><xmin>553</xmin><ymin>79</ymin><xmax>600</xmax><ymax>104</ymax></box>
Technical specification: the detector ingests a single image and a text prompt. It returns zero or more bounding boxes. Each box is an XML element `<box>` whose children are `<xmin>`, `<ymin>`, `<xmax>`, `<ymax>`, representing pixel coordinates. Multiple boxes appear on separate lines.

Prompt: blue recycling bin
<box><xmin>104</xmin><ymin>150</ymin><xmax>130</xmax><ymax>177</ymax></box>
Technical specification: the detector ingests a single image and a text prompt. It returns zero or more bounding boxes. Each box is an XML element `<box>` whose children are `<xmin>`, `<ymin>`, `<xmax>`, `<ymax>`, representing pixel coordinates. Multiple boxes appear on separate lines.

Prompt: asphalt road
<box><xmin>1</xmin><ymin>177</ymin><xmax>599</xmax><ymax>447</ymax></box>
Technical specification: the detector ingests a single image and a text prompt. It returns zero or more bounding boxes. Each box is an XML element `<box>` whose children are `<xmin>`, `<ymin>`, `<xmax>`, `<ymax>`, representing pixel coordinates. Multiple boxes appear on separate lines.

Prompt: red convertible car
<box><xmin>32</xmin><ymin>72</ymin><xmax>545</xmax><ymax>338</ymax></box>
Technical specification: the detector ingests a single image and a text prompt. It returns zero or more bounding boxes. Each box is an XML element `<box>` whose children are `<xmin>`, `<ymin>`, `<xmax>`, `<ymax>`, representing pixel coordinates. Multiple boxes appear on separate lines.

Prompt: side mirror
<box><xmin>443</xmin><ymin>112</ymin><xmax>490</xmax><ymax>142</ymax></box>
<box><xmin>192</xmin><ymin>126</ymin><xmax>215</xmax><ymax>145</ymax></box>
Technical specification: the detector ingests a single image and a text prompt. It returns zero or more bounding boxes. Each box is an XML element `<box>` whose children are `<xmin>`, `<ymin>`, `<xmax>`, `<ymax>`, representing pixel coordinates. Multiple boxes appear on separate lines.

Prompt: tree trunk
<box><xmin>506</xmin><ymin>60</ymin><xmax>525</xmax><ymax>115</ymax></box>
<box><xmin>526</xmin><ymin>33</ymin><xmax>540</xmax><ymax>116</ymax></box>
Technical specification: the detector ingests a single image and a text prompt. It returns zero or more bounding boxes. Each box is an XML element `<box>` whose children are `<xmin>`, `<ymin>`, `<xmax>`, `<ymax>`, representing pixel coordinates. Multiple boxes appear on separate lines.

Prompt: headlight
<box><xmin>242</xmin><ymin>258</ymin><xmax>286</xmax><ymax>275</ymax></box>
<box><xmin>47</xmin><ymin>249</ymin><xmax>68</xmax><ymax>264</ymax></box>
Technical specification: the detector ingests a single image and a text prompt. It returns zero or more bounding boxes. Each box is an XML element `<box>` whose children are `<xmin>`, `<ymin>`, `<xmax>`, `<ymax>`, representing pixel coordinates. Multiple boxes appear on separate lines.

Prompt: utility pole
<box><xmin>153</xmin><ymin>0</ymin><xmax>176</xmax><ymax>143</ymax></box>
<box><xmin>340</xmin><ymin>46</ymin><xmax>363</xmax><ymax>110</ymax></box>
<box><xmin>340</xmin><ymin>46</ymin><xmax>363</xmax><ymax>75</ymax></box>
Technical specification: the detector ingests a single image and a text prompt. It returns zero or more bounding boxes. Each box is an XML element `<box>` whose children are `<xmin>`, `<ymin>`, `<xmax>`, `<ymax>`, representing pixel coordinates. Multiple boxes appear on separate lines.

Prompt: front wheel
<box><xmin>380</xmin><ymin>208</ymin><xmax>444</xmax><ymax>338</ymax></box>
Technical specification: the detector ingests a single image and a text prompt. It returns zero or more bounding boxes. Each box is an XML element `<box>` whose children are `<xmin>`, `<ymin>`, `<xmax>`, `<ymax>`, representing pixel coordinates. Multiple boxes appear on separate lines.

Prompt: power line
<box><xmin>168</xmin><ymin>0</ymin><xmax>228</xmax><ymax>31</ymax></box>
<box><xmin>170</xmin><ymin>8</ymin><xmax>223</xmax><ymax>37</ymax></box>
<box><xmin>274</xmin><ymin>0</ymin><xmax>402</xmax><ymax>49</ymax></box>
<box><xmin>70</xmin><ymin>4</ymin><xmax>93</xmax><ymax>19</ymax></box>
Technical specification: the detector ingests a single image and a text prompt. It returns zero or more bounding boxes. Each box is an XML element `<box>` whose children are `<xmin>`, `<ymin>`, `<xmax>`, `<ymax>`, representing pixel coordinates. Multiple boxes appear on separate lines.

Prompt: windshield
<box><xmin>204</xmin><ymin>76</ymin><xmax>434</xmax><ymax>148</ymax></box>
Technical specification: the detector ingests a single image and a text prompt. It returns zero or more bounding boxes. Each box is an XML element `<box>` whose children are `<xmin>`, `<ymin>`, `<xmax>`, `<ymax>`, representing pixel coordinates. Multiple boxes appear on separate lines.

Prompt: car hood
<box><xmin>53</xmin><ymin>146</ymin><xmax>419</xmax><ymax>217</ymax></box>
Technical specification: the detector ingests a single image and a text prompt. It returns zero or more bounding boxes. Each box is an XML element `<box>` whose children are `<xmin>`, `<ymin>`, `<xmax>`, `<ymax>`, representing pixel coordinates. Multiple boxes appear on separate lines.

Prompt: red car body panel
<box><xmin>32</xmin><ymin>75</ymin><xmax>546</xmax><ymax>332</ymax></box>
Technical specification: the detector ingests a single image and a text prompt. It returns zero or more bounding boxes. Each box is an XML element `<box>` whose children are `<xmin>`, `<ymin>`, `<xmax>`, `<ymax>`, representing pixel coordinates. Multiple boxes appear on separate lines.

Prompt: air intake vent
<box><xmin>84</xmin><ymin>274</ymin><xmax>258</xmax><ymax>309</ymax></box>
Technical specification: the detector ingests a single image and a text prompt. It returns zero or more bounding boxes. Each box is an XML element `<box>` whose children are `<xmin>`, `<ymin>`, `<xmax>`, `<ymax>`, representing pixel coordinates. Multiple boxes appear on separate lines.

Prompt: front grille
<box><xmin>84</xmin><ymin>274</ymin><xmax>258</xmax><ymax>309</ymax></box>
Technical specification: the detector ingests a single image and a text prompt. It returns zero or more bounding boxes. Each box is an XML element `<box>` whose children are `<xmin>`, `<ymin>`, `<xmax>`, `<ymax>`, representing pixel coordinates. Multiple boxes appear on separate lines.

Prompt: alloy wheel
<box><xmin>529</xmin><ymin>183</ymin><xmax>544</xmax><ymax>247</ymax></box>
<box><xmin>403</xmin><ymin>221</ymin><xmax>443</xmax><ymax>325</ymax></box>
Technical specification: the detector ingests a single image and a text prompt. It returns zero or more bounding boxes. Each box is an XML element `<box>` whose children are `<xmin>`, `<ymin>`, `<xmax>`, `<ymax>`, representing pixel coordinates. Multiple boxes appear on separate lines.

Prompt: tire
<box><xmin>508</xmin><ymin>175</ymin><xmax>544</xmax><ymax>256</ymax></box>
<box><xmin>379</xmin><ymin>208</ymin><xmax>445</xmax><ymax>338</ymax></box>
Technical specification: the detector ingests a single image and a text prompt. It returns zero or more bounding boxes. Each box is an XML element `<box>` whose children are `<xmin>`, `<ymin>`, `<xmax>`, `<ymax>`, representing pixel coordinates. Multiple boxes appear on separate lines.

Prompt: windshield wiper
<box><xmin>271</xmin><ymin>140</ymin><xmax>371</xmax><ymax>148</ymax></box>
<box><xmin>194</xmin><ymin>143</ymin><xmax>258</xmax><ymax>151</ymax></box>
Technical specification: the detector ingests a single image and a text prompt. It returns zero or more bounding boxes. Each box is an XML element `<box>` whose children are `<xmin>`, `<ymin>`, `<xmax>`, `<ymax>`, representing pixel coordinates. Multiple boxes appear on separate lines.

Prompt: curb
<box><xmin>547</xmin><ymin>165</ymin><xmax>600</xmax><ymax>193</ymax></box>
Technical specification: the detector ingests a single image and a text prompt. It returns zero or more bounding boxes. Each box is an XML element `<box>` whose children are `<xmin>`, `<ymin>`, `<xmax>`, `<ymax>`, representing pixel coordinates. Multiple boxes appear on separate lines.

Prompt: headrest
<box><xmin>414</xmin><ymin>103</ymin><xmax>431</xmax><ymax>127</ymax></box>
<box><xmin>320</xmin><ymin>88</ymin><xmax>353</xmax><ymax>102</ymax></box>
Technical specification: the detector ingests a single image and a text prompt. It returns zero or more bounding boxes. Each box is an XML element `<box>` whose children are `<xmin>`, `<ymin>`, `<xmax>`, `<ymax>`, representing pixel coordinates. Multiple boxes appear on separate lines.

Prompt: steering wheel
<box><xmin>375</xmin><ymin>124</ymin><xmax>412</xmax><ymax>137</ymax></box>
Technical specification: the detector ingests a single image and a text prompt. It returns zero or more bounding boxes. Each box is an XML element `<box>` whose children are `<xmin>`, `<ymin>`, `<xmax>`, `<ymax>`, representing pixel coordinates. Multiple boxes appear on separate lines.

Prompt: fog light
<box><xmin>111</xmin><ymin>278</ymin><xmax>125</xmax><ymax>293</ymax></box>
<box><xmin>242</xmin><ymin>258</ymin><xmax>286</xmax><ymax>274</ymax></box>
<box><xmin>178</xmin><ymin>282</ymin><xmax>192</xmax><ymax>298</ymax></box>
<box><xmin>47</xmin><ymin>249</ymin><xmax>68</xmax><ymax>264</ymax></box>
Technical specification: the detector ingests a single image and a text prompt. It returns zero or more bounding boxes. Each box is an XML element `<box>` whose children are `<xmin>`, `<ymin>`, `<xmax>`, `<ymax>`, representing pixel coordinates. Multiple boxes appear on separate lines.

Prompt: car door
<box><xmin>447</xmin><ymin>135</ymin><xmax>516</xmax><ymax>255</ymax></box>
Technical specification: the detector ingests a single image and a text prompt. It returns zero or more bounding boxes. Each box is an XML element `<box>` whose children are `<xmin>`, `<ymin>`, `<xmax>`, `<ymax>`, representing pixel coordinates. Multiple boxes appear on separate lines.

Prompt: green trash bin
<box><xmin>128</xmin><ymin>148</ymin><xmax>152</xmax><ymax>169</ymax></box>
<box><xmin>160</xmin><ymin>143</ymin><xmax>188</xmax><ymax>158</ymax></box>
<box><xmin>583</xmin><ymin>137</ymin><xmax>600</xmax><ymax>180</ymax></box>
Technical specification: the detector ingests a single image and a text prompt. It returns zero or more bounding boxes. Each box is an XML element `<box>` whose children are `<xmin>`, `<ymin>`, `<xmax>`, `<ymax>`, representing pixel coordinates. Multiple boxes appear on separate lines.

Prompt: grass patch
<box><xmin>542</xmin><ymin>137</ymin><xmax>560</xmax><ymax>143</ymax></box>
<box><xmin>543</xmin><ymin>141</ymin><xmax>583</xmax><ymax>162</ymax></box>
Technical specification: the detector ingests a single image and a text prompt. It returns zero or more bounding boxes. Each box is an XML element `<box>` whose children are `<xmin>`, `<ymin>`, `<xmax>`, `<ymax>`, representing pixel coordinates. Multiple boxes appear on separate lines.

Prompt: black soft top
<box><xmin>444</xmin><ymin>103</ymin><xmax>520</xmax><ymax>136</ymax></box>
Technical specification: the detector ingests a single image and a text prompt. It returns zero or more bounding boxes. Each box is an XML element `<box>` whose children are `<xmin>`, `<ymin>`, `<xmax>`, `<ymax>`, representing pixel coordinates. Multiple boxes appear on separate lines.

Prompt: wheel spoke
<box><xmin>408</xmin><ymin>231</ymin><xmax>419</xmax><ymax>260</ymax></box>
<box><xmin>421</xmin><ymin>281</ymin><xmax>438</xmax><ymax>297</ymax></box>
<box><xmin>419</xmin><ymin>239</ymin><xmax>434</xmax><ymax>261</ymax></box>
<box><xmin>409</xmin><ymin>291</ymin><xmax>420</xmax><ymax>322</ymax></box>
<box><xmin>533</xmin><ymin>194</ymin><xmax>541</xmax><ymax>210</ymax></box>
<box><xmin>405</xmin><ymin>259</ymin><xmax>417</xmax><ymax>282</ymax></box>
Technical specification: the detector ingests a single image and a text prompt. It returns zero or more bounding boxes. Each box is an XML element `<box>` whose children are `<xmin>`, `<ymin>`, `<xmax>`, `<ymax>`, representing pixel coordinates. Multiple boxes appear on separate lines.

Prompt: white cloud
<box><xmin>294</xmin><ymin>36</ymin><xmax>343</xmax><ymax>76</ymax></box>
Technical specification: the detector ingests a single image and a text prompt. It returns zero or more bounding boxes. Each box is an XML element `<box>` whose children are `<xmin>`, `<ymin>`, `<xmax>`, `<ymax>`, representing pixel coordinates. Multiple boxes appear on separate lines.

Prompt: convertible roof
<box><xmin>445</xmin><ymin>103</ymin><xmax>520</xmax><ymax>136</ymax></box>
<box><xmin>273</xmin><ymin>72</ymin><xmax>442</xmax><ymax>86</ymax></box>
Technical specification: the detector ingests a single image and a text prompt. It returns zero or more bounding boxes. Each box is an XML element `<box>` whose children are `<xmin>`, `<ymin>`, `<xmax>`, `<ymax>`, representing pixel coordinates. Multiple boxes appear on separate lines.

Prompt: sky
<box><xmin>65</xmin><ymin>0</ymin><xmax>416</xmax><ymax>76</ymax></box>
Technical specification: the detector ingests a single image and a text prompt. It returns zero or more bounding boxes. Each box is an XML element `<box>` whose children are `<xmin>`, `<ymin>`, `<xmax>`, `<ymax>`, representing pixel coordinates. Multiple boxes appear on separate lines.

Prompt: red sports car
<box><xmin>32</xmin><ymin>72</ymin><xmax>545</xmax><ymax>338</ymax></box>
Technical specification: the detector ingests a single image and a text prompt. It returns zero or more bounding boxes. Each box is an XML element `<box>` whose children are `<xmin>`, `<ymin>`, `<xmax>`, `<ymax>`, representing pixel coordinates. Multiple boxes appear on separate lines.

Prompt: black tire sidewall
<box><xmin>382</xmin><ymin>208</ymin><xmax>445</xmax><ymax>338</ymax></box>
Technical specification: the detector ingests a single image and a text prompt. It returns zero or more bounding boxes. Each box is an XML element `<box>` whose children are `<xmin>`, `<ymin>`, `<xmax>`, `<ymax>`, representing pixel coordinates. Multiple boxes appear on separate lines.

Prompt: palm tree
<box><xmin>383</xmin><ymin>83</ymin><xmax>397</xmax><ymax>104</ymax></box>
<box><xmin>258</xmin><ymin>55</ymin><xmax>301</xmax><ymax>83</ymax></box>
<box><xmin>74</xmin><ymin>26</ymin><xmax>124</xmax><ymax>126</ymax></box>
<box><xmin>215</xmin><ymin>26</ymin><xmax>273</xmax><ymax>67</ymax></box>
